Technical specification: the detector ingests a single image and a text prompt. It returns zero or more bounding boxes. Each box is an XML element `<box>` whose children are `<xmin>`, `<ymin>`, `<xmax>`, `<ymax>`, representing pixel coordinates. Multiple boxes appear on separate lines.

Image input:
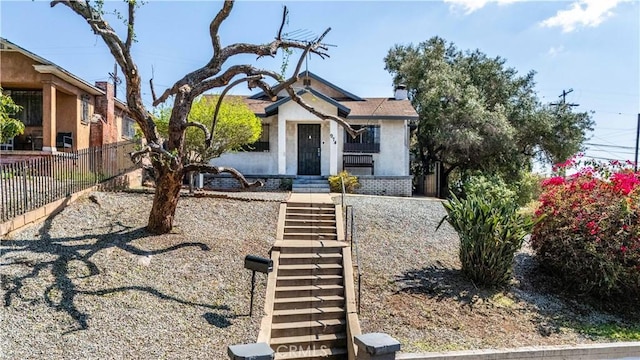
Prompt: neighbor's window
<box><xmin>244</xmin><ymin>123</ymin><xmax>270</xmax><ymax>152</ymax></box>
<box><xmin>3</xmin><ymin>89</ymin><xmax>43</xmax><ymax>126</ymax></box>
<box><xmin>344</xmin><ymin>125</ymin><xmax>380</xmax><ymax>153</ymax></box>
<box><xmin>81</xmin><ymin>95</ymin><xmax>90</xmax><ymax>124</ymax></box>
<box><xmin>122</xmin><ymin>116</ymin><xmax>136</xmax><ymax>139</ymax></box>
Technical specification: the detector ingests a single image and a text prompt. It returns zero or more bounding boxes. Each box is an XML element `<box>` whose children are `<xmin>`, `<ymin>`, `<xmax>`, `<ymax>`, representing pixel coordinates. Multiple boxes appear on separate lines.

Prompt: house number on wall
<box><xmin>329</xmin><ymin>133</ymin><xmax>336</xmax><ymax>145</ymax></box>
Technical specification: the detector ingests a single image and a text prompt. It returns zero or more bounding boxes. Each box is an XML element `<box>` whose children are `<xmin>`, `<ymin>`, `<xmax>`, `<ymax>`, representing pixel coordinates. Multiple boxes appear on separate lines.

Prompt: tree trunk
<box><xmin>147</xmin><ymin>168</ymin><xmax>183</xmax><ymax>234</ymax></box>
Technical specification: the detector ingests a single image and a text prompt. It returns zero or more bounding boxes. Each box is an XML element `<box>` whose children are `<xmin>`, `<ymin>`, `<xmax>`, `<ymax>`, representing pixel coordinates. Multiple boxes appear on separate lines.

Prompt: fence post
<box><xmin>22</xmin><ymin>163</ymin><xmax>28</xmax><ymax>212</ymax></box>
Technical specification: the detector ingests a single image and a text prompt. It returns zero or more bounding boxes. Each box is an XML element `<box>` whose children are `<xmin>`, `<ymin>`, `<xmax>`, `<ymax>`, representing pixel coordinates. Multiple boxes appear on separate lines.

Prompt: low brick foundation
<box><xmin>202</xmin><ymin>174</ymin><xmax>294</xmax><ymax>191</ymax></box>
<box><xmin>202</xmin><ymin>174</ymin><xmax>413</xmax><ymax>197</ymax></box>
<box><xmin>354</xmin><ymin>176</ymin><xmax>413</xmax><ymax>197</ymax></box>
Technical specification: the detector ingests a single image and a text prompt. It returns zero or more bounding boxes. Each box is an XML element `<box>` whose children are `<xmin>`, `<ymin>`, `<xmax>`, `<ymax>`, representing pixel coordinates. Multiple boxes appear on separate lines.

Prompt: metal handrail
<box><xmin>340</xmin><ymin>176</ymin><xmax>362</xmax><ymax>313</ymax></box>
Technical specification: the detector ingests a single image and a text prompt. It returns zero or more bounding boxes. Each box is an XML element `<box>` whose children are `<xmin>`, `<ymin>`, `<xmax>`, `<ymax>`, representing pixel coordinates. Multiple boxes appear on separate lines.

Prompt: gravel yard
<box><xmin>1</xmin><ymin>191</ymin><xmax>637</xmax><ymax>359</ymax></box>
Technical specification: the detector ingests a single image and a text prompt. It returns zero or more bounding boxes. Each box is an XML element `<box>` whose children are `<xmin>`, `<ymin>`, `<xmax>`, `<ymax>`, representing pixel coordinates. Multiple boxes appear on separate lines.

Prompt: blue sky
<box><xmin>1</xmin><ymin>0</ymin><xmax>638</xmax><ymax>165</ymax></box>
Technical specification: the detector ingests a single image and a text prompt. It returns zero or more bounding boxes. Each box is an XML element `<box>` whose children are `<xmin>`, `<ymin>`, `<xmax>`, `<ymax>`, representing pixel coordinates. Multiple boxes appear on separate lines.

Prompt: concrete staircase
<box><xmin>261</xmin><ymin>198</ymin><xmax>350</xmax><ymax>359</ymax></box>
<box><xmin>292</xmin><ymin>176</ymin><xmax>330</xmax><ymax>193</ymax></box>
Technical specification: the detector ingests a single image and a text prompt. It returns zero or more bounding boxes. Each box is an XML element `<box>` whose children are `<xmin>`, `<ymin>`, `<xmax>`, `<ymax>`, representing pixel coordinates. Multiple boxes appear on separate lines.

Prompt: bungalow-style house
<box><xmin>207</xmin><ymin>71</ymin><xmax>419</xmax><ymax>196</ymax></box>
<box><xmin>0</xmin><ymin>37</ymin><xmax>135</xmax><ymax>160</ymax></box>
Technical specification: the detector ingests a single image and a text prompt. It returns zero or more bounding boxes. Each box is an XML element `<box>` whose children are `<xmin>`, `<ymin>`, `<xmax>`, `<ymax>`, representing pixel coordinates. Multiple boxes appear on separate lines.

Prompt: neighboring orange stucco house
<box><xmin>0</xmin><ymin>37</ymin><xmax>135</xmax><ymax>157</ymax></box>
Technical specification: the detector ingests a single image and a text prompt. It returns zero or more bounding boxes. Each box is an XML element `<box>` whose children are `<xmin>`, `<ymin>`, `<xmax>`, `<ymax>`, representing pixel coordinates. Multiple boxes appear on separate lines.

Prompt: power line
<box><xmin>585</xmin><ymin>142</ymin><xmax>635</xmax><ymax>150</ymax></box>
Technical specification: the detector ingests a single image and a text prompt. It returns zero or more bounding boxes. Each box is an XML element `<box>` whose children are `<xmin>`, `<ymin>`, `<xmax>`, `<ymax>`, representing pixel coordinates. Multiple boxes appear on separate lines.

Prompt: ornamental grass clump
<box><xmin>531</xmin><ymin>157</ymin><xmax>640</xmax><ymax>301</ymax></box>
<box><xmin>328</xmin><ymin>171</ymin><xmax>360</xmax><ymax>193</ymax></box>
<box><xmin>438</xmin><ymin>193</ymin><xmax>535</xmax><ymax>287</ymax></box>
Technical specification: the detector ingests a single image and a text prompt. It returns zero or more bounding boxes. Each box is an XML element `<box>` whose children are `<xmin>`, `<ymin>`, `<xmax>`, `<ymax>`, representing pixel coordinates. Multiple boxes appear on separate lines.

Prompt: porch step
<box><xmin>271</xmin><ymin>319</ymin><xmax>346</xmax><ymax>337</ymax></box>
<box><xmin>284</xmin><ymin>226</ymin><xmax>337</xmax><ymax>234</ymax></box>
<box><xmin>291</xmin><ymin>178</ymin><xmax>330</xmax><ymax>194</ymax></box>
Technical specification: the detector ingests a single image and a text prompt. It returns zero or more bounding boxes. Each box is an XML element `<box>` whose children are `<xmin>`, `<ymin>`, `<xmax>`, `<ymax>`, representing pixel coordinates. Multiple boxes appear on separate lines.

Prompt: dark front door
<box><xmin>297</xmin><ymin>124</ymin><xmax>321</xmax><ymax>175</ymax></box>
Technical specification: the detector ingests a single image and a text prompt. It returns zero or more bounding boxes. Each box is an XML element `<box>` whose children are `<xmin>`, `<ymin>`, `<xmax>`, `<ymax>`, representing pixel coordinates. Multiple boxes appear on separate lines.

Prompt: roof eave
<box><xmin>33</xmin><ymin>65</ymin><xmax>104</xmax><ymax>96</ymax></box>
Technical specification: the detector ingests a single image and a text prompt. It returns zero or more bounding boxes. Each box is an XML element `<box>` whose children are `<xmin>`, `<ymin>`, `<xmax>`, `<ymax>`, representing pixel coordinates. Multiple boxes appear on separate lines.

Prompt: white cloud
<box><xmin>444</xmin><ymin>0</ymin><xmax>522</xmax><ymax>15</ymax></box>
<box><xmin>547</xmin><ymin>45</ymin><xmax>565</xmax><ymax>57</ymax></box>
<box><xmin>540</xmin><ymin>0</ymin><xmax>628</xmax><ymax>32</ymax></box>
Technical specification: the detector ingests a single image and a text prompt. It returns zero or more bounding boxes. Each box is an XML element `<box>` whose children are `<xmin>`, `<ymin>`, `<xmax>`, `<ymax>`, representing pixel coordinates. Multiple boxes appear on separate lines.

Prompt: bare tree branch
<box><xmin>130</xmin><ymin>145</ymin><xmax>151</xmax><ymax>163</ymax></box>
<box><xmin>183</xmin><ymin>121</ymin><xmax>212</xmax><ymax>147</ymax></box>
<box><xmin>183</xmin><ymin>164</ymin><xmax>263</xmax><ymax>188</ymax></box>
<box><xmin>209</xmin><ymin>75</ymin><xmax>263</xmax><ymax>139</ymax></box>
<box><xmin>286</xmin><ymin>87</ymin><xmax>366</xmax><ymax>138</ymax></box>
<box><xmin>125</xmin><ymin>1</ymin><xmax>135</xmax><ymax>50</ymax></box>
<box><xmin>277</xmin><ymin>6</ymin><xmax>288</xmax><ymax>40</ymax></box>
<box><xmin>51</xmin><ymin>0</ymin><xmax>160</xmax><ymax>147</ymax></box>
<box><xmin>209</xmin><ymin>0</ymin><xmax>233</xmax><ymax>60</ymax></box>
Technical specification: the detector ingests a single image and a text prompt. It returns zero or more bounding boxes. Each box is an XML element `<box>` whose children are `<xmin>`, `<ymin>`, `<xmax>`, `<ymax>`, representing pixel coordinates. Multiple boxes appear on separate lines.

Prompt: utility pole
<box><xmin>550</xmin><ymin>88</ymin><xmax>579</xmax><ymax>109</ymax></box>
<box><xmin>108</xmin><ymin>63</ymin><xmax>122</xmax><ymax>99</ymax></box>
<box><xmin>635</xmin><ymin>113</ymin><xmax>639</xmax><ymax>172</ymax></box>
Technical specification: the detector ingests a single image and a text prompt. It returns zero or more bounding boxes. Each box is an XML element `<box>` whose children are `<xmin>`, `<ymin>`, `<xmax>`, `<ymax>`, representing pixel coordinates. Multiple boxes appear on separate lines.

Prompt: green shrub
<box><xmin>463</xmin><ymin>174</ymin><xmax>517</xmax><ymax>203</ymax></box>
<box><xmin>279</xmin><ymin>178</ymin><xmax>292</xmax><ymax>191</ymax></box>
<box><xmin>438</xmin><ymin>193</ymin><xmax>535</xmax><ymax>287</ymax></box>
<box><xmin>531</xmin><ymin>158</ymin><xmax>640</xmax><ymax>300</ymax></box>
<box><xmin>328</xmin><ymin>171</ymin><xmax>360</xmax><ymax>193</ymax></box>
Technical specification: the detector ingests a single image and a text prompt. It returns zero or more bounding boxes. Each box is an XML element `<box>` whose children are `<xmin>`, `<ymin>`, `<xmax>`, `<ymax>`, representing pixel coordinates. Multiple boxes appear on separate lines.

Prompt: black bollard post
<box><xmin>249</xmin><ymin>270</ymin><xmax>256</xmax><ymax>317</ymax></box>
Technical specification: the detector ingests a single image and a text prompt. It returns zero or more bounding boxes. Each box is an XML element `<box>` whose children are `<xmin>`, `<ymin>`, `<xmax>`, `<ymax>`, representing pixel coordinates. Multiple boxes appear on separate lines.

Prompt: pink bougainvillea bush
<box><xmin>531</xmin><ymin>157</ymin><xmax>640</xmax><ymax>301</ymax></box>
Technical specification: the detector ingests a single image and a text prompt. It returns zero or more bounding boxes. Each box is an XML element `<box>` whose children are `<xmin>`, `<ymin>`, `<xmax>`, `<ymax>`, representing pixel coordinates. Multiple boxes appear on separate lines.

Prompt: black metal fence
<box><xmin>1</xmin><ymin>140</ymin><xmax>139</xmax><ymax>222</ymax></box>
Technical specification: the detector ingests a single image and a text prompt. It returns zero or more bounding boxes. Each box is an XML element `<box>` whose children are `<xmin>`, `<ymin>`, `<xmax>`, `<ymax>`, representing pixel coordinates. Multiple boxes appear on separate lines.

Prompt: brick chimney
<box><xmin>91</xmin><ymin>81</ymin><xmax>118</xmax><ymax>145</ymax></box>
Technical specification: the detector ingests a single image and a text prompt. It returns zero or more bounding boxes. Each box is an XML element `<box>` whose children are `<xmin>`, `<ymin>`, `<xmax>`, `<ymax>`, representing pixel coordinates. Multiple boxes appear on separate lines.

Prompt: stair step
<box><xmin>272</xmin><ymin>306</ymin><xmax>345</xmax><ymax>323</ymax></box>
<box><xmin>278</xmin><ymin>264</ymin><xmax>343</xmax><ymax>276</ymax></box>
<box><xmin>270</xmin><ymin>332</ymin><xmax>347</xmax><ymax>351</ymax></box>
<box><xmin>275</xmin><ymin>284</ymin><xmax>344</xmax><ymax>298</ymax></box>
<box><xmin>285</xmin><ymin>219</ymin><xmax>336</xmax><ymax>226</ymax></box>
<box><xmin>286</xmin><ymin>207</ymin><xmax>335</xmax><ymax>214</ymax></box>
<box><xmin>285</xmin><ymin>214</ymin><xmax>336</xmax><ymax>221</ymax></box>
<box><xmin>284</xmin><ymin>226</ymin><xmax>337</xmax><ymax>234</ymax></box>
<box><xmin>271</xmin><ymin>319</ymin><xmax>346</xmax><ymax>337</ymax></box>
<box><xmin>274</xmin><ymin>241</ymin><xmax>346</xmax><ymax>254</ymax></box>
<box><xmin>274</xmin><ymin>347</ymin><xmax>348</xmax><ymax>359</ymax></box>
<box><xmin>286</xmin><ymin>202</ymin><xmax>334</xmax><ymax>208</ymax></box>
<box><xmin>283</xmin><ymin>233</ymin><xmax>338</xmax><ymax>241</ymax></box>
<box><xmin>279</xmin><ymin>253</ymin><xmax>343</xmax><ymax>265</ymax></box>
<box><xmin>277</xmin><ymin>274</ymin><xmax>343</xmax><ymax>286</ymax></box>
<box><xmin>273</xmin><ymin>295</ymin><xmax>345</xmax><ymax>310</ymax></box>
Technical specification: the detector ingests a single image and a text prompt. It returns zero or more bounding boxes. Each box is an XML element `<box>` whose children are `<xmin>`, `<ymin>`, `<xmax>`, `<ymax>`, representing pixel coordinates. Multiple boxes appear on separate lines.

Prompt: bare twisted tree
<box><xmin>51</xmin><ymin>0</ymin><xmax>362</xmax><ymax>234</ymax></box>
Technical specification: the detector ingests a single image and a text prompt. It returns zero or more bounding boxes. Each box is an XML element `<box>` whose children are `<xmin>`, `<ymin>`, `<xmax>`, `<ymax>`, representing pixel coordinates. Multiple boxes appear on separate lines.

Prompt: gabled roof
<box><xmin>212</xmin><ymin>72</ymin><xmax>419</xmax><ymax>120</ymax></box>
<box><xmin>0</xmin><ymin>37</ymin><xmax>105</xmax><ymax>96</ymax></box>
<box><xmin>264</xmin><ymin>88</ymin><xmax>351</xmax><ymax>118</ymax></box>
<box><xmin>249</xmin><ymin>70</ymin><xmax>364</xmax><ymax>102</ymax></box>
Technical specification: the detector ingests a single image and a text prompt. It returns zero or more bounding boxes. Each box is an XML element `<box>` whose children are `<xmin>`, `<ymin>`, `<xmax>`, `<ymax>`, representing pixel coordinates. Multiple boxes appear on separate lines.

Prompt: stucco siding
<box><xmin>0</xmin><ymin>52</ymin><xmax>41</xmax><ymax>88</ymax></box>
<box><xmin>210</xmin><ymin>117</ymin><xmax>278</xmax><ymax>174</ymax></box>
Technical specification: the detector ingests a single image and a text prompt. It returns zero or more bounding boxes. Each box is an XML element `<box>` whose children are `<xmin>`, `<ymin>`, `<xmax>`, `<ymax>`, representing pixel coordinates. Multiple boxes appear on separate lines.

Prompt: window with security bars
<box><xmin>122</xmin><ymin>116</ymin><xmax>136</xmax><ymax>139</ymax></box>
<box><xmin>3</xmin><ymin>90</ymin><xmax>43</xmax><ymax>126</ymax></box>
<box><xmin>344</xmin><ymin>125</ymin><xmax>380</xmax><ymax>153</ymax></box>
<box><xmin>81</xmin><ymin>95</ymin><xmax>90</xmax><ymax>124</ymax></box>
<box><xmin>243</xmin><ymin>124</ymin><xmax>270</xmax><ymax>152</ymax></box>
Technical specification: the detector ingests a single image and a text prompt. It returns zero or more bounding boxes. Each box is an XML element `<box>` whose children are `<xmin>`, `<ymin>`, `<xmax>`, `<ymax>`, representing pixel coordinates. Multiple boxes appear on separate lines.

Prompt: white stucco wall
<box><xmin>280</xmin><ymin>93</ymin><xmax>338</xmax><ymax>175</ymax></box>
<box><xmin>210</xmin><ymin>95</ymin><xmax>411</xmax><ymax>177</ymax></box>
<box><xmin>209</xmin><ymin>117</ymin><xmax>278</xmax><ymax>174</ymax></box>
<box><xmin>338</xmin><ymin>119</ymin><xmax>410</xmax><ymax>176</ymax></box>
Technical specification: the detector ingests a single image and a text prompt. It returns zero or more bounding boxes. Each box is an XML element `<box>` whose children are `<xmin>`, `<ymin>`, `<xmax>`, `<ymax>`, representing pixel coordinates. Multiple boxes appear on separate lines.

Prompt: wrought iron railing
<box><xmin>341</xmin><ymin>176</ymin><xmax>362</xmax><ymax>314</ymax></box>
<box><xmin>1</xmin><ymin>140</ymin><xmax>139</xmax><ymax>222</ymax></box>
<box><xmin>343</xmin><ymin>142</ymin><xmax>380</xmax><ymax>153</ymax></box>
